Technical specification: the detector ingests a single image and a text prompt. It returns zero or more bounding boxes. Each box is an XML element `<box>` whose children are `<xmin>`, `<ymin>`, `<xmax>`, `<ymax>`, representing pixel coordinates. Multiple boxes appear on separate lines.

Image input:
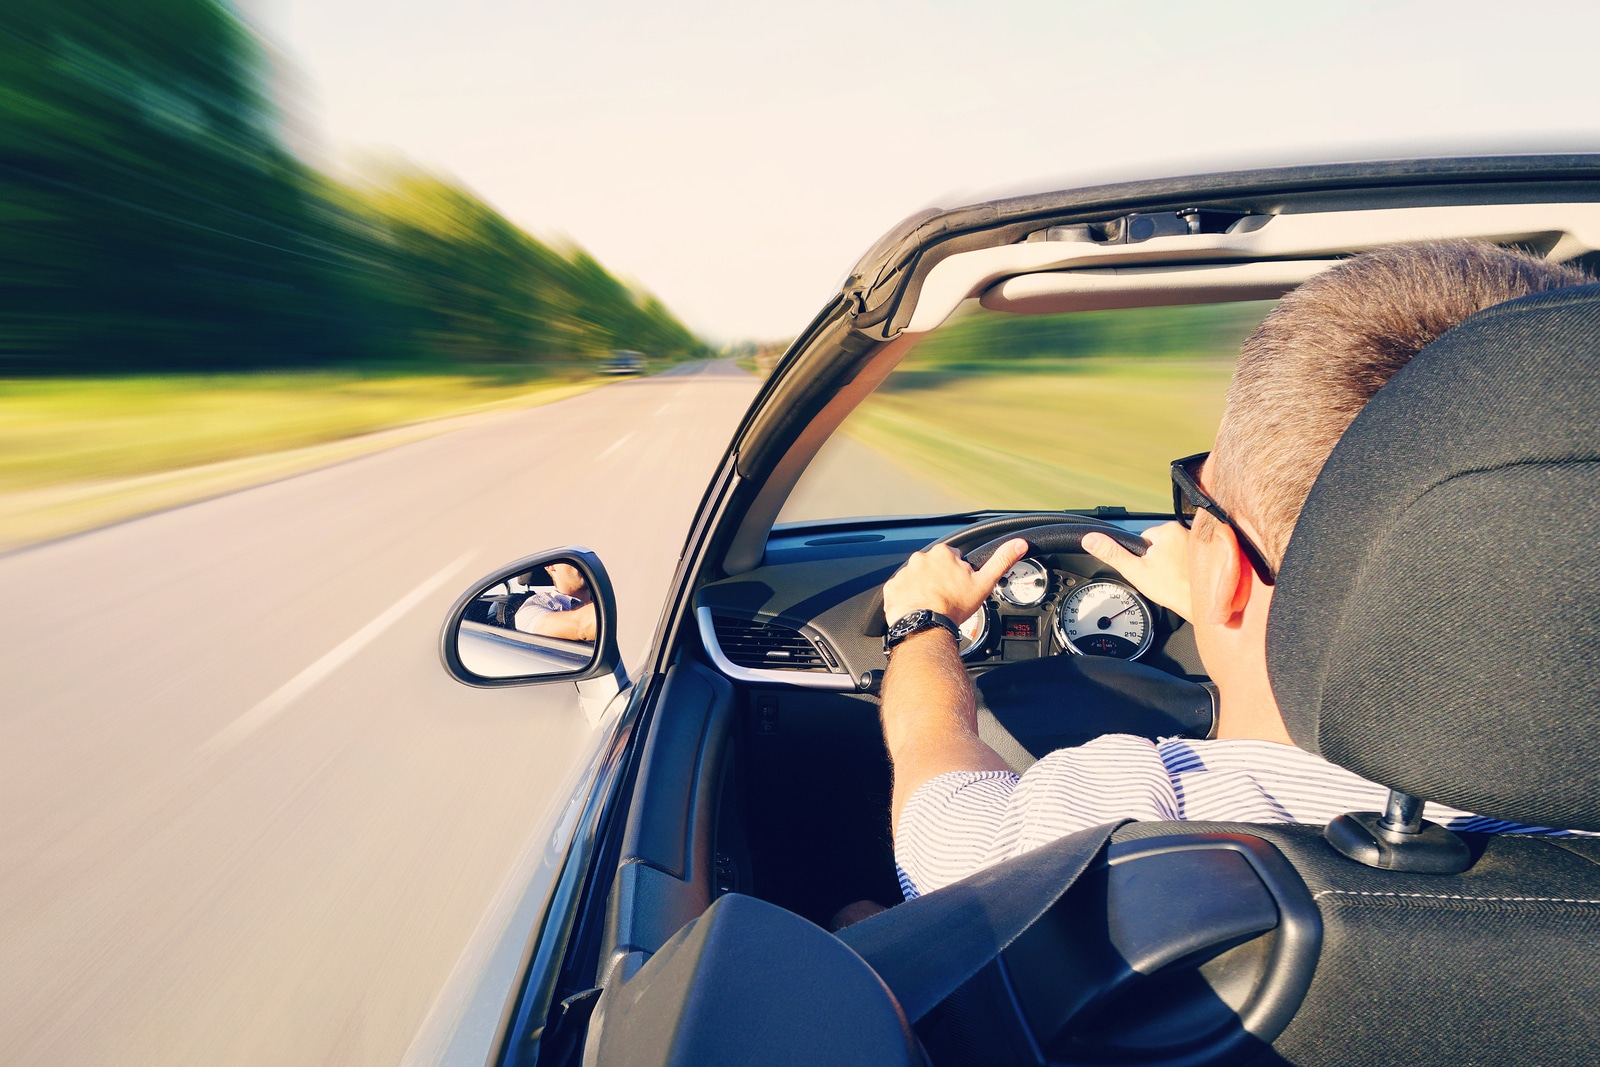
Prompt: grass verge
<box><xmin>0</xmin><ymin>372</ymin><xmax>601</xmax><ymax>550</ymax></box>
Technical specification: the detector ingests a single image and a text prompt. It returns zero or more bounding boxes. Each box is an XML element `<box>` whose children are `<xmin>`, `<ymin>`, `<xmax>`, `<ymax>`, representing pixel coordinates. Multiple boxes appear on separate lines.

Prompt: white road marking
<box><xmin>597</xmin><ymin>432</ymin><xmax>633</xmax><ymax>459</ymax></box>
<box><xmin>202</xmin><ymin>551</ymin><xmax>478</xmax><ymax>752</ymax></box>
<box><xmin>654</xmin><ymin>402</ymin><xmax>672</xmax><ymax>416</ymax></box>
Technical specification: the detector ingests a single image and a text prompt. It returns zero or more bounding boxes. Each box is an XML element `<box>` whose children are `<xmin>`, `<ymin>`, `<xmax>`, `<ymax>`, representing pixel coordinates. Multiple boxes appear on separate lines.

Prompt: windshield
<box><xmin>779</xmin><ymin>300</ymin><xmax>1275</xmax><ymax>522</ymax></box>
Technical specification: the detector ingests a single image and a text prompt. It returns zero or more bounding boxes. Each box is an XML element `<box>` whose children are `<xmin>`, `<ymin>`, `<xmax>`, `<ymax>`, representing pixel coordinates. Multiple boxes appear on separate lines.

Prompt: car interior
<box><xmin>540</xmin><ymin>174</ymin><xmax>1600</xmax><ymax>1067</ymax></box>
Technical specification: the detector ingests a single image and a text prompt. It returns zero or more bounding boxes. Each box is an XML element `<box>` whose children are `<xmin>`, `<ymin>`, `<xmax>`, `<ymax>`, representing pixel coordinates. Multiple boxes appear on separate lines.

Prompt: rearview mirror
<box><xmin>439</xmin><ymin>548</ymin><xmax>622</xmax><ymax>687</ymax></box>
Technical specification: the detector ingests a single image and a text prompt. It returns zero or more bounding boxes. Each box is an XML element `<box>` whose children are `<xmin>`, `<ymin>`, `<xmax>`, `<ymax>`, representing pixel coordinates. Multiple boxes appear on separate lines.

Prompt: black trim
<box><xmin>1101</xmin><ymin>833</ymin><xmax>1323</xmax><ymax>1047</ymax></box>
<box><xmin>845</xmin><ymin>156</ymin><xmax>1600</xmax><ymax>339</ymax></box>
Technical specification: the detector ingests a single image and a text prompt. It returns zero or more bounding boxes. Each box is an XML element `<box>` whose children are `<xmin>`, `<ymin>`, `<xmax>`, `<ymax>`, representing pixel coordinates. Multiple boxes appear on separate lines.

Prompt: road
<box><xmin>0</xmin><ymin>361</ymin><xmax>760</xmax><ymax>1066</ymax></box>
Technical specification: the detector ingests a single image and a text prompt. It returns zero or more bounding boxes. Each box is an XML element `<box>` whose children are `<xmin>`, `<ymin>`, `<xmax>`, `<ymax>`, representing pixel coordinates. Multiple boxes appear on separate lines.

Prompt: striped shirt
<box><xmin>896</xmin><ymin>733</ymin><xmax>1585</xmax><ymax>898</ymax></box>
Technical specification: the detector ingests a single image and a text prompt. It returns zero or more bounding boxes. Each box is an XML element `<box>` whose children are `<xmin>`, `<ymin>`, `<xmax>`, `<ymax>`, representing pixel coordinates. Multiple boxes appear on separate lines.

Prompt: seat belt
<box><xmin>835</xmin><ymin>820</ymin><xmax>1126</xmax><ymax>1023</ymax></box>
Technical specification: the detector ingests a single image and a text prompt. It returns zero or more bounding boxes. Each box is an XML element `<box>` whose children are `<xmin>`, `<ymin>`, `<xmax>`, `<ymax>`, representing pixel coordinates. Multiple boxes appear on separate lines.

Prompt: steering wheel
<box><xmin>926</xmin><ymin>513</ymin><xmax>1212</xmax><ymax>771</ymax></box>
<box><xmin>929</xmin><ymin>511</ymin><xmax>1150</xmax><ymax>566</ymax></box>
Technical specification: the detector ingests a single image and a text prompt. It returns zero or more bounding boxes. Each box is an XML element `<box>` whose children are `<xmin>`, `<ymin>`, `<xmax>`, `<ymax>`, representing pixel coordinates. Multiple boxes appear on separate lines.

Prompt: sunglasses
<box><xmin>1170</xmin><ymin>452</ymin><xmax>1277</xmax><ymax>587</ymax></box>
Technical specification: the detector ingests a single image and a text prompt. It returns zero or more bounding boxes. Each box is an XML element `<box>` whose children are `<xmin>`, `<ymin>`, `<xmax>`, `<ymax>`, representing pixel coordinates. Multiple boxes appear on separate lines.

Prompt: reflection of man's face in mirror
<box><xmin>545</xmin><ymin>562</ymin><xmax>590</xmax><ymax>601</ymax></box>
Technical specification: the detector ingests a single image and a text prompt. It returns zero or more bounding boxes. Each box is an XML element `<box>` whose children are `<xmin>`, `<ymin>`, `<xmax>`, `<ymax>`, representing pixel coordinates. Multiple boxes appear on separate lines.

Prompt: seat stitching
<box><xmin>1314</xmin><ymin>889</ymin><xmax>1600</xmax><ymax>904</ymax></box>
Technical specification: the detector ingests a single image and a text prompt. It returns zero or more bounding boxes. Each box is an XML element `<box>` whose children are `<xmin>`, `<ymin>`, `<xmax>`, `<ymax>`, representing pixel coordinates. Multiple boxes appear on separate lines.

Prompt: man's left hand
<box><xmin>883</xmin><ymin>537</ymin><xmax>1030</xmax><ymax>625</ymax></box>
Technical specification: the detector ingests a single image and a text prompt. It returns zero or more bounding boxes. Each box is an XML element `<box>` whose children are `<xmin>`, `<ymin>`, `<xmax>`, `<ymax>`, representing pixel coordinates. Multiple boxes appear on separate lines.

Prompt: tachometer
<box><xmin>996</xmin><ymin>557</ymin><xmax>1050</xmax><ymax>606</ymax></box>
<box><xmin>1054</xmin><ymin>579</ymin><xmax>1154</xmax><ymax>660</ymax></box>
<box><xmin>957</xmin><ymin>605</ymin><xmax>990</xmax><ymax>659</ymax></box>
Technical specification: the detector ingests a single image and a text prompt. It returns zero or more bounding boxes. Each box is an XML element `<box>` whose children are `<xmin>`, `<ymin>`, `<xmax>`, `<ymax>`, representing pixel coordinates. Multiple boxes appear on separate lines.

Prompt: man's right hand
<box><xmin>1083</xmin><ymin>522</ymin><xmax>1193</xmax><ymax>620</ymax></box>
<box><xmin>882</xmin><ymin>537</ymin><xmax>1030</xmax><ymax>626</ymax></box>
<box><xmin>879</xmin><ymin>538</ymin><xmax>1024</xmax><ymax>834</ymax></box>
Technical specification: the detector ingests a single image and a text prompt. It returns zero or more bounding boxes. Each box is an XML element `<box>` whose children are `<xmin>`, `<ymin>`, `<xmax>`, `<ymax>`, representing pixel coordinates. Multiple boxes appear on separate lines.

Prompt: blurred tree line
<box><xmin>0</xmin><ymin>0</ymin><xmax>708</xmax><ymax>375</ymax></box>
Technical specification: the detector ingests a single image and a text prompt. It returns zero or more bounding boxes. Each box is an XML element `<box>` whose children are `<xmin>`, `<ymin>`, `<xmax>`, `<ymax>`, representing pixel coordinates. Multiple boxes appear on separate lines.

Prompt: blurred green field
<box><xmin>0</xmin><ymin>372</ymin><xmax>606</xmax><ymax>549</ymax></box>
<box><xmin>0</xmin><ymin>372</ymin><xmax>595</xmax><ymax>494</ymax></box>
<box><xmin>820</xmin><ymin>301</ymin><xmax>1269</xmax><ymax>515</ymax></box>
<box><xmin>843</xmin><ymin>357</ymin><xmax>1235</xmax><ymax>513</ymax></box>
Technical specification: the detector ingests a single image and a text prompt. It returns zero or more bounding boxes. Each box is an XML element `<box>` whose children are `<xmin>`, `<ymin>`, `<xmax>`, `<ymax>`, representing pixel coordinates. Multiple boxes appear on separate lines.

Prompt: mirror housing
<box><xmin>439</xmin><ymin>548</ymin><xmax>623</xmax><ymax>689</ymax></box>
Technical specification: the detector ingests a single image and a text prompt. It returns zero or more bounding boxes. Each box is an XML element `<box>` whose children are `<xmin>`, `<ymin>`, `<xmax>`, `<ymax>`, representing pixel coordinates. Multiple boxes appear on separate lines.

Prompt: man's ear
<box><xmin>1194</xmin><ymin>520</ymin><xmax>1253</xmax><ymax>626</ymax></box>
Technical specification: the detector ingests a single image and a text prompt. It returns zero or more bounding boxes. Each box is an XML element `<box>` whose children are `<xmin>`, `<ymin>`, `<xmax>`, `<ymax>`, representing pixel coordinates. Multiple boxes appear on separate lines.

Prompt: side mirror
<box><xmin>439</xmin><ymin>548</ymin><xmax>623</xmax><ymax>688</ymax></box>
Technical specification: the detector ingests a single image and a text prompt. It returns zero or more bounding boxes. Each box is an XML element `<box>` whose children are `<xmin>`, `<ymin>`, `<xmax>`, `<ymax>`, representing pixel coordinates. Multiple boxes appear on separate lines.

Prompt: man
<box><xmin>879</xmin><ymin>242</ymin><xmax>1591</xmax><ymax>898</ymax></box>
<box><xmin>514</xmin><ymin>562</ymin><xmax>598</xmax><ymax>641</ymax></box>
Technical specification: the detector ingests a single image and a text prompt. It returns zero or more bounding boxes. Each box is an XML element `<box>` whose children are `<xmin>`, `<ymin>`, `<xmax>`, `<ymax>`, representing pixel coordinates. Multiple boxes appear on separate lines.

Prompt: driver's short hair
<box><xmin>1212</xmin><ymin>241</ymin><xmax>1590</xmax><ymax>570</ymax></box>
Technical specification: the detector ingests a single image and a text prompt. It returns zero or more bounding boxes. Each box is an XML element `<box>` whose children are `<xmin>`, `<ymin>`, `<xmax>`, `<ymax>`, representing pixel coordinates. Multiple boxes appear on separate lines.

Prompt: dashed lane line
<box><xmin>597</xmin><ymin>432</ymin><xmax>634</xmax><ymax>460</ymax></box>
<box><xmin>201</xmin><ymin>550</ymin><xmax>479</xmax><ymax>753</ymax></box>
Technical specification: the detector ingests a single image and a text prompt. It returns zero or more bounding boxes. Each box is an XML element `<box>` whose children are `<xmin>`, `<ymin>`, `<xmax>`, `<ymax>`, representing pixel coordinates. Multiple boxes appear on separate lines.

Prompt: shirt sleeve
<box><xmin>895</xmin><ymin>734</ymin><xmax>1180</xmax><ymax>898</ymax></box>
<box><xmin>513</xmin><ymin>591</ymin><xmax>578</xmax><ymax>632</ymax></box>
<box><xmin>513</xmin><ymin>596</ymin><xmax>554</xmax><ymax>632</ymax></box>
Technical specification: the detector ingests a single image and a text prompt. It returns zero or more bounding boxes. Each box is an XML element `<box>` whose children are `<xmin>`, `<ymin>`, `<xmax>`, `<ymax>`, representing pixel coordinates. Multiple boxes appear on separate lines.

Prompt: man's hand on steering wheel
<box><xmin>883</xmin><ymin>537</ymin><xmax>1031</xmax><ymax>625</ymax></box>
<box><xmin>1083</xmin><ymin>522</ymin><xmax>1193</xmax><ymax>621</ymax></box>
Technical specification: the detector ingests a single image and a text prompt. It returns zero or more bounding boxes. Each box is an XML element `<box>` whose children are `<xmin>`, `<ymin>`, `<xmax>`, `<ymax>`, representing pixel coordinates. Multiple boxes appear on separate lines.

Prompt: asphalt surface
<box><xmin>0</xmin><ymin>361</ymin><xmax>761</xmax><ymax>1066</ymax></box>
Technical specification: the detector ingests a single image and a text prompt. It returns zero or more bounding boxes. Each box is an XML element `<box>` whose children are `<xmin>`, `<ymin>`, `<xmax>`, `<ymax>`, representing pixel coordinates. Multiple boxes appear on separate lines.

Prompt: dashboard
<box><xmin>695</xmin><ymin>514</ymin><xmax>1207</xmax><ymax>693</ymax></box>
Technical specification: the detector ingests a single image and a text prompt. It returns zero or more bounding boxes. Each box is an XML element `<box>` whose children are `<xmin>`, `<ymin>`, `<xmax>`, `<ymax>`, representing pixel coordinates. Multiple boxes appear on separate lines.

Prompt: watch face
<box><xmin>890</xmin><ymin>610</ymin><xmax>930</xmax><ymax>640</ymax></box>
<box><xmin>887</xmin><ymin>609</ymin><xmax>953</xmax><ymax>650</ymax></box>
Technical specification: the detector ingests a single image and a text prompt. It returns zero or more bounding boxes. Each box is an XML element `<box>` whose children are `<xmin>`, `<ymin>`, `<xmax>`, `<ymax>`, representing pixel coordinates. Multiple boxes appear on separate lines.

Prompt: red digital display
<box><xmin>1002</xmin><ymin>617</ymin><xmax>1036</xmax><ymax>639</ymax></box>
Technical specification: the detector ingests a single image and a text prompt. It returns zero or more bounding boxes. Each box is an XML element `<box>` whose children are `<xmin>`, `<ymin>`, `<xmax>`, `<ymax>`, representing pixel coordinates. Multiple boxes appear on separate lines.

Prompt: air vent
<box><xmin>711</xmin><ymin>616</ymin><xmax>831</xmax><ymax>671</ymax></box>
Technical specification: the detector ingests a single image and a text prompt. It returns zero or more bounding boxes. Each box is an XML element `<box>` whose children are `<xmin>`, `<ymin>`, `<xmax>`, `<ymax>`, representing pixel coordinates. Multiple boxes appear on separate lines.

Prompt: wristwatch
<box><xmin>884</xmin><ymin>609</ymin><xmax>960</xmax><ymax>652</ymax></box>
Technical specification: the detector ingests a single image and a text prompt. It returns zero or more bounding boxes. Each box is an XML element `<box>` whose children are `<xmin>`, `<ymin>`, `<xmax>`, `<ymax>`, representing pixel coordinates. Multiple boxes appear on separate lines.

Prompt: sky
<box><xmin>254</xmin><ymin>0</ymin><xmax>1600</xmax><ymax>343</ymax></box>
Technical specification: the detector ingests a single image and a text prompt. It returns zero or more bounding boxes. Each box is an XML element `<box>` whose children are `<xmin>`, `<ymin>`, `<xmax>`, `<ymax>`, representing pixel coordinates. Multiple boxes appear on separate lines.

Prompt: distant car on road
<box><xmin>433</xmin><ymin>156</ymin><xmax>1600</xmax><ymax>1067</ymax></box>
<box><xmin>600</xmin><ymin>350</ymin><xmax>646</xmax><ymax>375</ymax></box>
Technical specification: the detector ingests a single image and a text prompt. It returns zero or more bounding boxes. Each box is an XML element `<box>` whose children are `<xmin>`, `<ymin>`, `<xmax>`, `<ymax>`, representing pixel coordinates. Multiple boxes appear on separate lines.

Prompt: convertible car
<box><xmin>428</xmin><ymin>157</ymin><xmax>1600</xmax><ymax>1067</ymax></box>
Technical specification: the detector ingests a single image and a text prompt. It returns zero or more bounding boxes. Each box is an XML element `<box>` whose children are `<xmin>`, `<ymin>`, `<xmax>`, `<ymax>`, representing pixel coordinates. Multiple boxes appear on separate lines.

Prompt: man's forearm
<box><xmin>531</xmin><ymin>602</ymin><xmax>597</xmax><ymax>641</ymax></box>
<box><xmin>880</xmin><ymin>629</ymin><xmax>1010</xmax><ymax>834</ymax></box>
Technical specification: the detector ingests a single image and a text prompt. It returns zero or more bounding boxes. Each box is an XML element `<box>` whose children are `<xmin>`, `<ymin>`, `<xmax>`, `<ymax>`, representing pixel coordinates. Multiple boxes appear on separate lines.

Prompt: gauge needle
<box><xmin>1097</xmin><ymin>603</ymin><xmax>1138</xmax><ymax>628</ymax></box>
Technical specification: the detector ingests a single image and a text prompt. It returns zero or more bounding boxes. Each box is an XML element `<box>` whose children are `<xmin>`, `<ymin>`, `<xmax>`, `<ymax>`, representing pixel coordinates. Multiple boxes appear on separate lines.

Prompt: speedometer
<box><xmin>1054</xmin><ymin>579</ymin><xmax>1154</xmax><ymax>660</ymax></box>
<box><xmin>957</xmin><ymin>605</ymin><xmax>990</xmax><ymax>659</ymax></box>
<box><xmin>995</xmin><ymin>557</ymin><xmax>1050</xmax><ymax>606</ymax></box>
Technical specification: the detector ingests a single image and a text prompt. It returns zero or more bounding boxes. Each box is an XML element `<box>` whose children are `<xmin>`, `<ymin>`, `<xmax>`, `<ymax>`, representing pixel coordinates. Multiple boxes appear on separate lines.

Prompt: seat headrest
<box><xmin>1267</xmin><ymin>282</ymin><xmax>1600</xmax><ymax>832</ymax></box>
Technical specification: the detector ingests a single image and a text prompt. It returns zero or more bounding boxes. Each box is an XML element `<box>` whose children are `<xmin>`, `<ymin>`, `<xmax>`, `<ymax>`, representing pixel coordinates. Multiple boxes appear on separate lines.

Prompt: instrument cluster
<box><xmin>957</xmin><ymin>556</ymin><xmax>1156</xmax><ymax>663</ymax></box>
